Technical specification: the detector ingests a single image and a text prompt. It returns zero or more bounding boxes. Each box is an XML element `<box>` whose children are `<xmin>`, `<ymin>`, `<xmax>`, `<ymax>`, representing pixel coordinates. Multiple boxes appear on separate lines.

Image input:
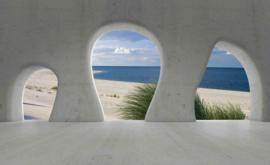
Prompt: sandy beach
<box><xmin>23</xmin><ymin>69</ymin><xmax>250</xmax><ymax>120</ymax></box>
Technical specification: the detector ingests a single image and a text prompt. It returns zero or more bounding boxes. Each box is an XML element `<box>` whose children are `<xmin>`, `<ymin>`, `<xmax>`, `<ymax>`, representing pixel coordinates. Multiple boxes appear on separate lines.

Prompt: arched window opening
<box><xmin>196</xmin><ymin>47</ymin><xmax>251</xmax><ymax>120</ymax></box>
<box><xmin>23</xmin><ymin>69</ymin><xmax>58</xmax><ymax>120</ymax></box>
<box><xmin>92</xmin><ymin>30</ymin><xmax>161</xmax><ymax>120</ymax></box>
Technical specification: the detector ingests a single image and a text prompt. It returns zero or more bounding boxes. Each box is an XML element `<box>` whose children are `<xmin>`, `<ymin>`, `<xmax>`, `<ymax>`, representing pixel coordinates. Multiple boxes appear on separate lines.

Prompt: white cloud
<box><xmin>114</xmin><ymin>47</ymin><xmax>134</xmax><ymax>54</ymax></box>
<box><xmin>128</xmin><ymin>58</ymin><xmax>135</xmax><ymax>61</ymax></box>
<box><xmin>134</xmin><ymin>48</ymin><xmax>159</xmax><ymax>55</ymax></box>
<box><xmin>212</xmin><ymin>47</ymin><xmax>233</xmax><ymax>56</ymax></box>
<box><xmin>151</xmin><ymin>60</ymin><xmax>157</xmax><ymax>63</ymax></box>
<box><xmin>142</xmin><ymin>57</ymin><xmax>148</xmax><ymax>60</ymax></box>
<box><xmin>225</xmin><ymin>51</ymin><xmax>232</xmax><ymax>55</ymax></box>
<box><xmin>93</xmin><ymin>45</ymin><xmax>158</xmax><ymax>56</ymax></box>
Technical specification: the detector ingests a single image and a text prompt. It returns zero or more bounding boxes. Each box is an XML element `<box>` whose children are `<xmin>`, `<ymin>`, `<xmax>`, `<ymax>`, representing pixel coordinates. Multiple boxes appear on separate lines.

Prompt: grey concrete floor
<box><xmin>0</xmin><ymin>120</ymin><xmax>269</xmax><ymax>165</ymax></box>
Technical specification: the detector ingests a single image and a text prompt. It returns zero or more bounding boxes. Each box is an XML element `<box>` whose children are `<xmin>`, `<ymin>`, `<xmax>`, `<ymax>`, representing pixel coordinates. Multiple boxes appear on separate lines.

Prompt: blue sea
<box><xmin>92</xmin><ymin>66</ymin><xmax>250</xmax><ymax>92</ymax></box>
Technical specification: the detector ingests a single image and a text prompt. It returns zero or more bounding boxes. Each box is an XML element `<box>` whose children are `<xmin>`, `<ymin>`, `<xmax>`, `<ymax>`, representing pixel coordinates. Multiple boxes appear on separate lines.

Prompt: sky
<box><xmin>92</xmin><ymin>30</ymin><xmax>243</xmax><ymax>68</ymax></box>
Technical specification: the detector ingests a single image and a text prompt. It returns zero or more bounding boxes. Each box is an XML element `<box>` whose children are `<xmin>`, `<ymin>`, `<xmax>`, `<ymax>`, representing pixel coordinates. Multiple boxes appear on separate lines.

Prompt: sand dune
<box><xmin>23</xmin><ymin>69</ymin><xmax>250</xmax><ymax>120</ymax></box>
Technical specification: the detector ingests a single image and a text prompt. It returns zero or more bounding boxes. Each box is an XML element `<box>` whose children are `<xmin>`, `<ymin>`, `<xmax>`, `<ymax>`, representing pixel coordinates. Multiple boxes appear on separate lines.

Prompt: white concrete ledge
<box><xmin>0</xmin><ymin>120</ymin><xmax>269</xmax><ymax>165</ymax></box>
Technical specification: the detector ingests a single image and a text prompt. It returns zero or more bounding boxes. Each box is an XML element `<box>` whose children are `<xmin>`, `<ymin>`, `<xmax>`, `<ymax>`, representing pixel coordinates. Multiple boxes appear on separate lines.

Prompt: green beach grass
<box><xmin>119</xmin><ymin>82</ymin><xmax>246</xmax><ymax>120</ymax></box>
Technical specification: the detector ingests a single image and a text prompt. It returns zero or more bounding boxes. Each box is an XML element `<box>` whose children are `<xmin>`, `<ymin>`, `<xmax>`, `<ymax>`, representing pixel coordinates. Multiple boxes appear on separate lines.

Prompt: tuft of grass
<box><xmin>194</xmin><ymin>93</ymin><xmax>209</xmax><ymax>120</ymax></box>
<box><xmin>51</xmin><ymin>86</ymin><xmax>58</xmax><ymax>92</ymax></box>
<box><xmin>118</xmin><ymin>82</ymin><xmax>246</xmax><ymax>120</ymax></box>
<box><xmin>32</xmin><ymin>86</ymin><xmax>43</xmax><ymax>92</ymax></box>
<box><xmin>105</xmin><ymin>93</ymin><xmax>120</xmax><ymax>98</ymax></box>
<box><xmin>194</xmin><ymin>94</ymin><xmax>246</xmax><ymax>120</ymax></box>
<box><xmin>207</xmin><ymin>103</ymin><xmax>246</xmax><ymax>120</ymax></box>
<box><xmin>25</xmin><ymin>85</ymin><xmax>32</xmax><ymax>89</ymax></box>
<box><xmin>118</xmin><ymin>82</ymin><xmax>157</xmax><ymax>120</ymax></box>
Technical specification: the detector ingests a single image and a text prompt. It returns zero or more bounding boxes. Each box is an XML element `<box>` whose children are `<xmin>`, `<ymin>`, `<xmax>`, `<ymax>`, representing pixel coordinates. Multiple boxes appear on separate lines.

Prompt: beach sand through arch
<box><xmin>24</xmin><ymin>69</ymin><xmax>250</xmax><ymax>120</ymax></box>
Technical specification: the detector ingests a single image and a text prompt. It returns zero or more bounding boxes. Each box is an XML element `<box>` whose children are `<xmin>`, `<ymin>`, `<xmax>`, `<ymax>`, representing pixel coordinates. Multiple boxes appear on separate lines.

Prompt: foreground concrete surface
<box><xmin>1</xmin><ymin>0</ymin><xmax>270</xmax><ymax>122</ymax></box>
<box><xmin>0</xmin><ymin>121</ymin><xmax>269</xmax><ymax>165</ymax></box>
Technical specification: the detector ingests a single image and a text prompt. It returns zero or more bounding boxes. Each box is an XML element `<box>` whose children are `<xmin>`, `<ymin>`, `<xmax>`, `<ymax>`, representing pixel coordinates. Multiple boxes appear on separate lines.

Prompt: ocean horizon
<box><xmin>92</xmin><ymin>66</ymin><xmax>250</xmax><ymax>92</ymax></box>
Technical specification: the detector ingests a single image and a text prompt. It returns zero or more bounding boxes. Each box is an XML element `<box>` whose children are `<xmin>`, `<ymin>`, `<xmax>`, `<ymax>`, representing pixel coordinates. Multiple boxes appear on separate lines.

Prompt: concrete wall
<box><xmin>0</xmin><ymin>0</ymin><xmax>269</xmax><ymax>122</ymax></box>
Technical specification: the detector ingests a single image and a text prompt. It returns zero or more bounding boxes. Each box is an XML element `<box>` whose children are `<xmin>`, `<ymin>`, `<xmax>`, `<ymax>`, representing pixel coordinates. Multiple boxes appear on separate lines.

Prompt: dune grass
<box><xmin>118</xmin><ymin>82</ymin><xmax>157</xmax><ymax>120</ymax></box>
<box><xmin>51</xmin><ymin>86</ymin><xmax>58</xmax><ymax>92</ymax></box>
<box><xmin>195</xmin><ymin>94</ymin><xmax>246</xmax><ymax>120</ymax></box>
<box><xmin>119</xmin><ymin>83</ymin><xmax>246</xmax><ymax>120</ymax></box>
<box><xmin>194</xmin><ymin>93</ymin><xmax>209</xmax><ymax>120</ymax></box>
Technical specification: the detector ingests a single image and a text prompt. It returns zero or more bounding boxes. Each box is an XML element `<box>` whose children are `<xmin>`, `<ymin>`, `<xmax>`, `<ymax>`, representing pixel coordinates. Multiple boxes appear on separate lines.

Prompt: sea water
<box><xmin>92</xmin><ymin>66</ymin><xmax>249</xmax><ymax>92</ymax></box>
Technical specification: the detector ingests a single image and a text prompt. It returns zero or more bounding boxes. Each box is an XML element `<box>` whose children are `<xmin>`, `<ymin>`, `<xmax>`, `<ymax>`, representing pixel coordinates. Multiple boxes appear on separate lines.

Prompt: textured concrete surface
<box><xmin>0</xmin><ymin>0</ymin><xmax>270</xmax><ymax>122</ymax></box>
<box><xmin>0</xmin><ymin>120</ymin><xmax>269</xmax><ymax>165</ymax></box>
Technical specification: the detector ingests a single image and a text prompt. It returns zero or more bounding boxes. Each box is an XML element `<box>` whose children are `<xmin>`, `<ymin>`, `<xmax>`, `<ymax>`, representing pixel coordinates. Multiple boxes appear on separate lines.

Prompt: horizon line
<box><xmin>92</xmin><ymin>65</ymin><xmax>244</xmax><ymax>69</ymax></box>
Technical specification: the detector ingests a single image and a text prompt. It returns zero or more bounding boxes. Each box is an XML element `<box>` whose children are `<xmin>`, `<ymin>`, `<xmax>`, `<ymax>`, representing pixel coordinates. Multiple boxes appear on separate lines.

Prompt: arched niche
<box><xmin>87</xmin><ymin>22</ymin><xmax>163</xmax><ymax>120</ymax></box>
<box><xmin>23</xmin><ymin>69</ymin><xmax>58</xmax><ymax>120</ymax></box>
<box><xmin>6</xmin><ymin>65</ymin><xmax>59</xmax><ymax>121</ymax></box>
<box><xmin>200</xmin><ymin>40</ymin><xmax>263</xmax><ymax>120</ymax></box>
